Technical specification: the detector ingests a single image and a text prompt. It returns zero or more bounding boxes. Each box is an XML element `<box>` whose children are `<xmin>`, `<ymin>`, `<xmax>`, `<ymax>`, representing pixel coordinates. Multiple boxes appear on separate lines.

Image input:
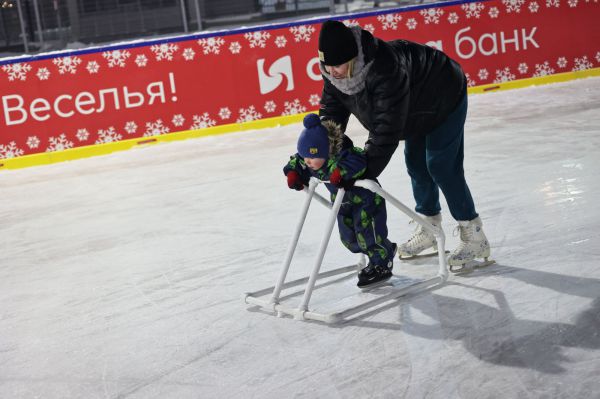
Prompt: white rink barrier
<box><xmin>244</xmin><ymin>177</ymin><xmax>449</xmax><ymax>324</ymax></box>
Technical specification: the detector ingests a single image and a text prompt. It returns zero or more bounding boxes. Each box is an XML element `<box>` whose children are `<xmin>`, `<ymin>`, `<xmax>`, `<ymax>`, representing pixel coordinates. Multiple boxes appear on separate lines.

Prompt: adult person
<box><xmin>316</xmin><ymin>20</ymin><xmax>490</xmax><ymax>268</ymax></box>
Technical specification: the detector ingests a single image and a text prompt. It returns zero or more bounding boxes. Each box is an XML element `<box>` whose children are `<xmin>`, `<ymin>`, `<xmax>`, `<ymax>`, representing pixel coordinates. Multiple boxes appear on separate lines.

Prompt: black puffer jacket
<box><xmin>319</xmin><ymin>29</ymin><xmax>466</xmax><ymax>179</ymax></box>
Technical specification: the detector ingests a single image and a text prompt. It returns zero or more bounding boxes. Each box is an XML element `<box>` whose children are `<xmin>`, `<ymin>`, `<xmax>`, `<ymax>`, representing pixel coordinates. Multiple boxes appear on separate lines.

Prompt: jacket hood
<box><xmin>322</xmin><ymin>119</ymin><xmax>344</xmax><ymax>157</ymax></box>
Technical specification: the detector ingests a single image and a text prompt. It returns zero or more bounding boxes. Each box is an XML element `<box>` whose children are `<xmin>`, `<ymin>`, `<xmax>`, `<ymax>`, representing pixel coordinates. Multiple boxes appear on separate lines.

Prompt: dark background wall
<box><xmin>0</xmin><ymin>0</ymin><xmax>362</xmax><ymax>56</ymax></box>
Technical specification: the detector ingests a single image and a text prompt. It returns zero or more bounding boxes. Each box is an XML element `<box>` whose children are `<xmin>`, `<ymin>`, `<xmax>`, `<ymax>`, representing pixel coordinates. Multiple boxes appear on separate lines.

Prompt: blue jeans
<box><xmin>404</xmin><ymin>94</ymin><xmax>478</xmax><ymax>221</ymax></box>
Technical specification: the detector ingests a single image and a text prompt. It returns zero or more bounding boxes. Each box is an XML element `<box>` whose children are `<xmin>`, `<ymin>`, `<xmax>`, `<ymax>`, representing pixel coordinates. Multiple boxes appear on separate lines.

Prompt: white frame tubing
<box><xmin>244</xmin><ymin>178</ymin><xmax>448</xmax><ymax>323</ymax></box>
<box><xmin>354</xmin><ymin>180</ymin><xmax>449</xmax><ymax>282</ymax></box>
<box><xmin>295</xmin><ymin>185</ymin><xmax>346</xmax><ymax>317</ymax></box>
<box><xmin>269</xmin><ymin>178</ymin><xmax>318</xmax><ymax>304</ymax></box>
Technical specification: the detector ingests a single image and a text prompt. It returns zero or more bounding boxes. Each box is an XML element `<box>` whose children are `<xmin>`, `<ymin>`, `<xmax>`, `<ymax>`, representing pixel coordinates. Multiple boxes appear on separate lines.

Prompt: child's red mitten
<box><xmin>330</xmin><ymin>168</ymin><xmax>355</xmax><ymax>190</ymax></box>
<box><xmin>330</xmin><ymin>168</ymin><xmax>343</xmax><ymax>186</ymax></box>
<box><xmin>286</xmin><ymin>170</ymin><xmax>304</xmax><ymax>191</ymax></box>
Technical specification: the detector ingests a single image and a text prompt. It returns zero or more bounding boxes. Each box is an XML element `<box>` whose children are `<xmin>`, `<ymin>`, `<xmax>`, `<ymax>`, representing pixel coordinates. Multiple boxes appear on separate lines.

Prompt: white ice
<box><xmin>1</xmin><ymin>77</ymin><xmax>599</xmax><ymax>398</ymax></box>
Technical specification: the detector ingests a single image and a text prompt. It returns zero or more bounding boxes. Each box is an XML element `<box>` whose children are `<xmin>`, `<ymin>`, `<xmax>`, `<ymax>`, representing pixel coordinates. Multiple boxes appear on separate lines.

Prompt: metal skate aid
<box><xmin>244</xmin><ymin>177</ymin><xmax>449</xmax><ymax>324</ymax></box>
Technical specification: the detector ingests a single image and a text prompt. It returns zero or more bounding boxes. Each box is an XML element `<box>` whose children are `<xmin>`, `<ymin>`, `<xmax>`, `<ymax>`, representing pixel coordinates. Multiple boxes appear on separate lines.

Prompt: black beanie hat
<box><xmin>318</xmin><ymin>20</ymin><xmax>358</xmax><ymax>66</ymax></box>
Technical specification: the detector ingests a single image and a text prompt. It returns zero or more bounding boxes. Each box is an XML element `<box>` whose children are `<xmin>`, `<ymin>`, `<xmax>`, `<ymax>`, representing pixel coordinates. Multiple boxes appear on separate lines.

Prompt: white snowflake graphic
<box><xmin>96</xmin><ymin>127</ymin><xmax>122</xmax><ymax>144</ymax></box>
<box><xmin>567</xmin><ymin>0</ymin><xmax>578</xmax><ymax>6</ymax></box>
<box><xmin>0</xmin><ymin>141</ymin><xmax>24</xmax><ymax>158</ymax></box>
<box><xmin>124</xmin><ymin>121</ymin><xmax>138</xmax><ymax>134</ymax></box>
<box><xmin>406</xmin><ymin>18</ymin><xmax>418</xmax><ymax>30</ymax></box>
<box><xmin>518</xmin><ymin>63</ymin><xmax>529</xmax><ymax>74</ymax></box>
<box><xmin>245</xmin><ymin>31</ymin><xmax>271</xmax><ymax>48</ymax></box>
<box><xmin>36</xmin><ymin>67</ymin><xmax>50</xmax><ymax>80</ymax></box>
<box><xmin>420</xmin><ymin>8</ymin><xmax>444</xmax><ymax>24</ymax></box>
<box><xmin>144</xmin><ymin>119</ymin><xmax>170</xmax><ymax>137</ymax></box>
<box><xmin>462</xmin><ymin>2</ymin><xmax>485</xmax><ymax>18</ymax></box>
<box><xmin>53</xmin><ymin>56</ymin><xmax>82</xmax><ymax>74</ymax></box>
<box><xmin>546</xmin><ymin>0</ymin><xmax>560</xmax><ymax>6</ymax></box>
<box><xmin>557</xmin><ymin>57</ymin><xmax>568</xmax><ymax>68</ymax></box>
<box><xmin>197</xmin><ymin>37</ymin><xmax>225</xmax><ymax>55</ymax></box>
<box><xmin>503</xmin><ymin>0</ymin><xmax>525</xmax><ymax>12</ymax></box>
<box><xmin>377</xmin><ymin>14</ymin><xmax>402</xmax><ymax>30</ymax></box>
<box><xmin>528</xmin><ymin>1</ymin><xmax>540</xmax><ymax>11</ymax></box>
<box><xmin>135</xmin><ymin>54</ymin><xmax>148</xmax><ymax>67</ymax></box>
<box><xmin>363</xmin><ymin>24</ymin><xmax>376</xmax><ymax>34</ymax></box>
<box><xmin>229</xmin><ymin>41</ymin><xmax>242</xmax><ymax>54</ymax></box>
<box><xmin>308</xmin><ymin>94</ymin><xmax>321</xmax><ymax>107</ymax></box>
<box><xmin>533</xmin><ymin>61</ymin><xmax>555</xmax><ymax>77</ymax></box>
<box><xmin>494</xmin><ymin>67</ymin><xmax>516</xmax><ymax>83</ymax></box>
<box><xmin>275</xmin><ymin>36</ymin><xmax>288</xmax><ymax>48</ymax></box>
<box><xmin>282</xmin><ymin>99</ymin><xmax>306</xmax><ymax>116</ymax></box>
<box><xmin>478</xmin><ymin>69</ymin><xmax>490</xmax><ymax>80</ymax></box>
<box><xmin>86</xmin><ymin>61</ymin><xmax>100</xmax><ymax>74</ymax></box>
<box><xmin>465</xmin><ymin>73</ymin><xmax>477</xmax><ymax>87</ymax></box>
<box><xmin>182</xmin><ymin>48</ymin><xmax>196</xmax><ymax>61</ymax></box>
<box><xmin>264</xmin><ymin>101</ymin><xmax>277</xmax><ymax>113</ymax></box>
<box><xmin>26</xmin><ymin>136</ymin><xmax>40</xmax><ymax>149</ymax></box>
<box><xmin>237</xmin><ymin>106</ymin><xmax>262</xmax><ymax>123</ymax></box>
<box><xmin>488</xmin><ymin>7</ymin><xmax>500</xmax><ymax>17</ymax></box>
<box><xmin>219</xmin><ymin>107</ymin><xmax>232</xmax><ymax>120</ymax></box>
<box><xmin>2</xmin><ymin>63</ymin><xmax>32</xmax><ymax>81</ymax></box>
<box><xmin>447</xmin><ymin>13</ymin><xmax>459</xmax><ymax>24</ymax></box>
<box><xmin>102</xmin><ymin>49</ymin><xmax>131</xmax><ymax>67</ymax></box>
<box><xmin>76</xmin><ymin>128</ymin><xmax>90</xmax><ymax>141</ymax></box>
<box><xmin>190</xmin><ymin>113</ymin><xmax>216</xmax><ymax>130</ymax></box>
<box><xmin>172</xmin><ymin>114</ymin><xmax>185</xmax><ymax>127</ymax></box>
<box><xmin>573</xmin><ymin>56</ymin><xmax>592</xmax><ymax>71</ymax></box>
<box><xmin>151</xmin><ymin>43</ymin><xmax>179</xmax><ymax>61</ymax></box>
<box><xmin>596</xmin><ymin>52</ymin><xmax>600</xmax><ymax>63</ymax></box>
<box><xmin>289</xmin><ymin>25</ymin><xmax>316</xmax><ymax>42</ymax></box>
<box><xmin>46</xmin><ymin>134</ymin><xmax>74</xmax><ymax>152</ymax></box>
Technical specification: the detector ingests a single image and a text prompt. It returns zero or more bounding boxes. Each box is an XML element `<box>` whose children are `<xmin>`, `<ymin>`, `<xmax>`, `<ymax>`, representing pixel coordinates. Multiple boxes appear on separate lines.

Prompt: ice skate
<box><xmin>398</xmin><ymin>214</ymin><xmax>442</xmax><ymax>260</ymax></box>
<box><xmin>357</xmin><ymin>244</ymin><xmax>396</xmax><ymax>289</ymax></box>
<box><xmin>448</xmin><ymin>217</ymin><xmax>494</xmax><ymax>274</ymax></box>
<box><xmin>357</xmin><ymin>263</ymin><xmax>393</xmax><ymax>289</ymax></box>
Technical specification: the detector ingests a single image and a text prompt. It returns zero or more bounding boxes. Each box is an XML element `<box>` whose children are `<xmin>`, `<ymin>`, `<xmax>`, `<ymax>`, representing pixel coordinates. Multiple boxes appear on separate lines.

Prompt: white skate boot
<box><xmin>398</xmin><ymin>214</ymin><xmax>442</xmax><ymax>259</ymax></box>
<box><xmin>448</xmin><ymin>216</ymin><xmax>493</xmax><ymax>273</ymax></box>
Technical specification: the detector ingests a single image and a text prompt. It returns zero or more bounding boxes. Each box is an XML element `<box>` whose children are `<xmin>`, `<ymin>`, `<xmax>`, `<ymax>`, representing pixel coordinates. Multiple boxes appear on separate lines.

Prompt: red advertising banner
<box><xmin>0</xmin><ymin>0</ymin><xmax>598</xmax><ymax>159</ymax></box>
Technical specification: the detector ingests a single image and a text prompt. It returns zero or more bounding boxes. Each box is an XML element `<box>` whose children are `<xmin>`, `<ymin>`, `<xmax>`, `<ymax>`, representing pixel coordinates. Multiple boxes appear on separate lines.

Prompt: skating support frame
<box><xmin>244</xmin><ymin>178</ymin><xmax>449</xmax><ymax>324</ymax></box>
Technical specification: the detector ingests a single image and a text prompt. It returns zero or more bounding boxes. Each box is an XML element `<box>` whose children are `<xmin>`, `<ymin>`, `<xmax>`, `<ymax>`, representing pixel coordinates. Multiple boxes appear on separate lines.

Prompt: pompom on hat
<box><xmin>318</xmin><ymin>20</ymin><xmax>358</xmax><ymax>66</ymax></box>
<box><xmin>297</xmin><ymin>113</ymin><xmax>329</xmax><ymax>159</ymax></box>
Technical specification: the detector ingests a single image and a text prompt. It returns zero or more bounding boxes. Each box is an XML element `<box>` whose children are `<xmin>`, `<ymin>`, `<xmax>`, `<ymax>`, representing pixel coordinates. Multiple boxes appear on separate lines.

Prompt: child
<box><xmin>283</xmin><ymin>113</ymin><xmax>397</xmax><ymax>288</ymax></box>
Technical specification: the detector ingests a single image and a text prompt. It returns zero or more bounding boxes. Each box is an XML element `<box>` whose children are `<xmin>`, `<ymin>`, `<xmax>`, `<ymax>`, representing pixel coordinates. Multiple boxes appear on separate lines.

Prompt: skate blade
<box><xmin>449</xmin><ymin>258</ymin><xmax>496</xmax><ymax>275</ymax></box>
<box><xmin>399</xmin><ymin>250</ymin><xmax>450</xmax><ymax>261</ymax></box>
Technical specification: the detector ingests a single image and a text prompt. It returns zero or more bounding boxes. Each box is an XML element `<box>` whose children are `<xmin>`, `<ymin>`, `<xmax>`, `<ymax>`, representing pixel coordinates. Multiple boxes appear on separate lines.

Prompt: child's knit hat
<box><xmin>297</xmin><ymin>113</ymin><xmax>329</xmax><ymax>159</ymax></box>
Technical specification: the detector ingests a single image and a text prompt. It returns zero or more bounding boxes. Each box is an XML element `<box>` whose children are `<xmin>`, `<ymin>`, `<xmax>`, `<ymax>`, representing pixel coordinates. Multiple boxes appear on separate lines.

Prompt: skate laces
<box><xmin>453</xmin><ymin>224</ymin><xmax>474</xmax><ymax>243</ymax></box>
<box><xmin>451</xmin><ymin>227</ymin><xmax>467</xmax><ymax>256</ymax></box>
<box><xmin>407</xmin><ymin>221</ymin><xmax>432</xmax><ymax>245</ymax></box>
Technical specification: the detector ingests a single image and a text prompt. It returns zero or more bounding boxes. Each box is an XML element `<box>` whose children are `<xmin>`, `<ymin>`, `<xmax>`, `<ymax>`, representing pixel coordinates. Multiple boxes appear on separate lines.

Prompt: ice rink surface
<box><xmin>1</xmin><ymin>77</ymin><xmax>599</xmax><ymax>399</ymax></box>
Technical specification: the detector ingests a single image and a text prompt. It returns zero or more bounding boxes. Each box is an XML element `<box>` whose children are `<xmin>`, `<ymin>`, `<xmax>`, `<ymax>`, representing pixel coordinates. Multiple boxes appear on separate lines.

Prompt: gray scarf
<box><xmin>319</xmin><ymin>25</ymin><xmax>373</xmax><ymax>95</ymax></box>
